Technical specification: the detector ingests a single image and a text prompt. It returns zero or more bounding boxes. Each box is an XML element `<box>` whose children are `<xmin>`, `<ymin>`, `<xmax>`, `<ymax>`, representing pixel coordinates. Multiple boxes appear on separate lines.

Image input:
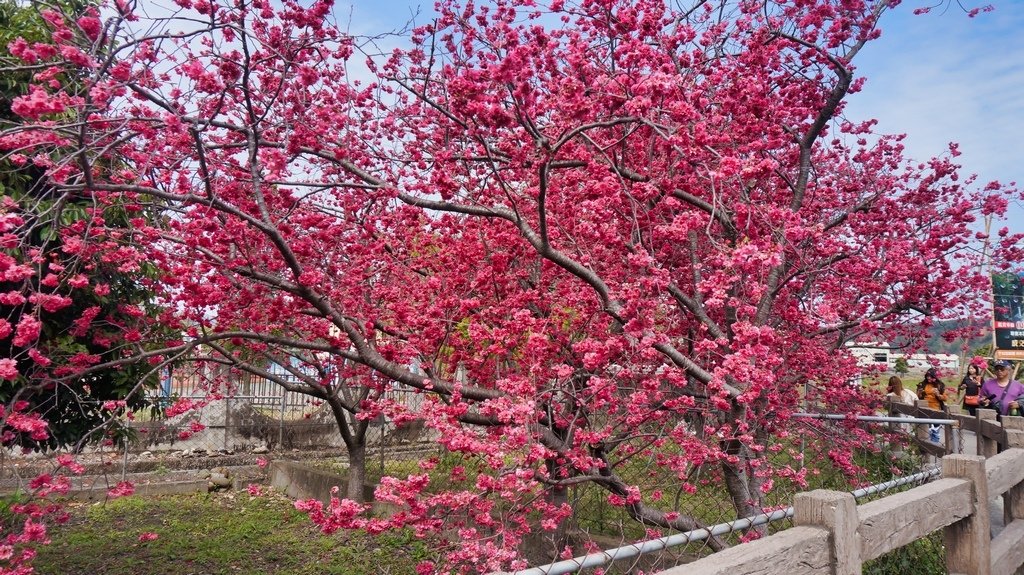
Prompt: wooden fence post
<box><xmin>978</xmin><ymin>409</ymin><xmax>999</xmax><ymax>457</ymax></box>
<box><xmin>1003</xmin><ymin>429</ymin><xmax>1024</xmax><ymax>527</ymax></box>
<box><xmin>794</xmin><ymin>490</ymin><xmax>860</xmax><ymax>575</ymax></box>
<box><xmin>942</xmin><ymin>455</ymin><xmax>991</xmax><ymax>575</ymax></box>
<box><xmin>946</xmin><ymin>404</ymin><xmax>960</xmax><ymax>454</ymax></box>
<box><xmin>1003</xmin><ymin>416</ymin><xmax>1024</xmax><ymax>434</ymax></box>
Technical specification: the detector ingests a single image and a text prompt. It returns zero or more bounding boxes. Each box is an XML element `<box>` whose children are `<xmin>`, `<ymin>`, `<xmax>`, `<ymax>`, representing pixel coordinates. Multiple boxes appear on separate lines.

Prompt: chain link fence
<box><xmin>123</xmin><ymin>365</ymin><xmax>438</xmax><ymax>456</ymax></box>
<box><xmin>554</xmin><ymin>410</ymin><xmax>945</xmax><ymax>571</ymax></box>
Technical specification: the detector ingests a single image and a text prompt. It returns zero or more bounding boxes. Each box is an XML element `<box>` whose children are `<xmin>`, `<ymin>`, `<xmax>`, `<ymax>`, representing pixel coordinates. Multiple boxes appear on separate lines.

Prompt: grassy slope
<box><xmin>34</xmin><ymin>491</ymin><xmax>432</xmax><ymax>575</ymax></box>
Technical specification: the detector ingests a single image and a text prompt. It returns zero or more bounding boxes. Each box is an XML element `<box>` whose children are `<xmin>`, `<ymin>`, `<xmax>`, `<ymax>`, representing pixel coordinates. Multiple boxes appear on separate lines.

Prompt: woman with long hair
<box><xmin>886</xmin><ymin>375</ymin><xmax>917</xmax><ymax>405</ymax></box>
<box><xmin>959</xmin><ymin>364</ymin><xmax>982</xmax><ymax>416</ymax></box>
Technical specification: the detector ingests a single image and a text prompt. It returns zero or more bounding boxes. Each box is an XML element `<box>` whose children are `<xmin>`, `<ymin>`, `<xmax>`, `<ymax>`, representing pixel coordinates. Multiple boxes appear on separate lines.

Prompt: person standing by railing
<box><xmin>958</xmin><ymin>363</ymin><xmax>983</xmax><ymax>417</ymax></box>
<box><xmin>980</xmin><ymin>360</ymin><xmax>1024</xmax><ymax>417</ymax></box>
<box><xmin>917</xmin><ymin>368</ymin><xmax>948</xmax><ymax>442</ymax></box>
<box><xmin>886</xmin><ymin>376</ymin><xmax>917</xmax><ymax>405</ymax></box>
<box><xmin>886</xmin><ymin>376</ymin><xmax>917</xmax><ymax>434</ymax></box>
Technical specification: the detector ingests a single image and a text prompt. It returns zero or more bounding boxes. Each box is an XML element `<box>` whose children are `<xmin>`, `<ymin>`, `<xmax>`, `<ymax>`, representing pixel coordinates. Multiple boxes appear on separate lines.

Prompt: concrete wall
<box><xmin>268</xmin><ymin>460</ymin><xmax>376</xmax><ymax>503</ymax></box>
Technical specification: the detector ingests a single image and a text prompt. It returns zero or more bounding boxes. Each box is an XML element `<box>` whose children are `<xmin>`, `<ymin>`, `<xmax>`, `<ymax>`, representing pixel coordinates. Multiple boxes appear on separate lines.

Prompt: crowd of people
<box><xmin>885</xmin><ymin>359</ymin><xmax>1023</xmax><ymax>442</ymax></box>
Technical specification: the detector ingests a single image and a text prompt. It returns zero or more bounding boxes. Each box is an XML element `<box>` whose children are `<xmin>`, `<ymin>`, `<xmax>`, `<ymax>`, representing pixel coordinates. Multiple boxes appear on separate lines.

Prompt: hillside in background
<box><xmin>881</xmin><ymin>319</ymin><xmax>991</xmax><ymax>359</ymax></box>
<box><xmin>922</xmin><ymin>319</ymin><xmax>992</xmax><ymax>357</ymax></box>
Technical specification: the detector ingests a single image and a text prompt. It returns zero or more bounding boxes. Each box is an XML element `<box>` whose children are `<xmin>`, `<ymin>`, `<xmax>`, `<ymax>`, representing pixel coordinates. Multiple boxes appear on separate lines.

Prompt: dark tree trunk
<box><xmin>720</xmin><ymin>405</ymin><xmax>765</xmax><ymax>533</ymax></box>
<box><xmin>346</xmin><ymin>441</ymin><xmax>367</xmax><ymax>502</ymax></box>
<box><xmin>326</xmin><ymin>396</ymin><xmax>369</xmax><ymax>503</ymax></box>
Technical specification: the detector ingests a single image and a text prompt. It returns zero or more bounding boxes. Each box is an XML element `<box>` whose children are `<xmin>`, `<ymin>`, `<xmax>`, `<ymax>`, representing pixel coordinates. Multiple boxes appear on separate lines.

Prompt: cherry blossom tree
<box><xmin>0</xmin><ymin>0</ymin><xmax>169</xmax><ymax>453</ymax></box>
<box><xmin>1</xmin><ymin>0</ymin><xmax>1022</xmax><ymax>572</ymax></box>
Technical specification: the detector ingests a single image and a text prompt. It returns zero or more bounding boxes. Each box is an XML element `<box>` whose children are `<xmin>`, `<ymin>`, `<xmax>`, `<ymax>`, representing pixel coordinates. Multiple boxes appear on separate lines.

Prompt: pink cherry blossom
<box><xmin>0</xmin><ymin>359</ymin><xmax>19</xmax><ymax>381</ymax></box>
<box><xmin>107</xmin><ymin>481</ymin><xmax>135</xmax><ymax>498</ymax></box>
<box><xmin>0</xmin><ymin>1</ymin><xmax>1019</xmax><ymax>573</ymax></box>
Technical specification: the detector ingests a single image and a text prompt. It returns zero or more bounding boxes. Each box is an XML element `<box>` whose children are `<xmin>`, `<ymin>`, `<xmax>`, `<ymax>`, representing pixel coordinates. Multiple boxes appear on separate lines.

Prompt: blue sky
<box><xmin>342</xmin><ymin>0</ymin><xmax>1024</xmax><ymax>240</ymax></box>
<box><xmin>847</xmin><ymin>2</ymin><xmax>1024</xmax><ymax>237</ymax></box>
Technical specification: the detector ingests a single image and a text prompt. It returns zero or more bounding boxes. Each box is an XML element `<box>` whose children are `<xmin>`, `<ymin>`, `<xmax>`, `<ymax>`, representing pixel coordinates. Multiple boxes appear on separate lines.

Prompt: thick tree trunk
<box><xmin>718</xmin><ymin>404</ymin><xmax>766</xmax><ymax>530</ymax></box>
<box><xmin>521</xmin><ymin>471</ymin><xmax>574</xmax><ymax>564</ymax></box>
<box><xmin>721</xmin><ymin>456</ymin><xmax>763</xmax><ymax>520</ymax></box>
<box><xmin>326</xmin><ymin>396</ymin><xmax>369</xmax><ymax>503</ymax></box>
<box><xmin>720</xmin><ymin>421</ymin><xmax>766</xmax><ymax>535</ymax></box>
<box><xmin>346</xmin><ymin>442</ymin><xmax>367</xmax><ymax>502</ymax></box>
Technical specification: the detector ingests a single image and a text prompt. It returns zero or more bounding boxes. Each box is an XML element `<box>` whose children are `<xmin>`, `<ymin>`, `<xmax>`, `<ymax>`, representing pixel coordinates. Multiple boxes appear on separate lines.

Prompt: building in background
<box><xmin>846</xmin><ymin>342</ymin><xmax>960</xmax><ymax>375</ymax></box>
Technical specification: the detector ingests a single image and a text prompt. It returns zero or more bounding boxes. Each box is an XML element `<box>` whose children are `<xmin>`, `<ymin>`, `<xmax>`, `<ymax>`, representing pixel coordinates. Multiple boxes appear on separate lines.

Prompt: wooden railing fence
<box><xmin>888</xmin><ymin>401</ymin><xmax>1022</xmax><ymax>459</ymax></box>
<box><xmin>656</xmin><ymin>412</ymin><xmax>1024</xmax><ymax>575</ymax></box>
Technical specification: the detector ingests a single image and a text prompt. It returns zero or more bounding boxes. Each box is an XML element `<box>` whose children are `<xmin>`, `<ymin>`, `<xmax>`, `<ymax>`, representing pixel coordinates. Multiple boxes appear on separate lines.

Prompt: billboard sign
<box><xmin>993</xmin><ymin>271</ymin><xmax>1024</xmax><ymax>359</ymax></box>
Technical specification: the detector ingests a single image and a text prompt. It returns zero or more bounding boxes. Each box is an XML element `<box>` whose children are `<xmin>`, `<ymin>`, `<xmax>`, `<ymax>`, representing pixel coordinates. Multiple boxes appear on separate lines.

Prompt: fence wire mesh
<box><xmin>554</xmin><ymin>412</ymin><xmax>939</xmax><ymax>571</ymax></box>
<box><xmin>514</xmin><ymin>463</ymin><xmax>942</xmax><ymax>575</ymax></box>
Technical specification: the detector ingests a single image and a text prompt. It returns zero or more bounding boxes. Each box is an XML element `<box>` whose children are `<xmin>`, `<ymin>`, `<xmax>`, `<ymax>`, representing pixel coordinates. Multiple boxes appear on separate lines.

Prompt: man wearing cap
<box><xmin>980</xmin><ymin>360</ymin><xmax>1024</xmax><ymax>416</ymax></box>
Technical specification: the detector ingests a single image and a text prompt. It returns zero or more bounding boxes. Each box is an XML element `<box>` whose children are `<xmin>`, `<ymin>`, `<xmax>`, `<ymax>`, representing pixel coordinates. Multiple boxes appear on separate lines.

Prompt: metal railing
<box><xmin>501</xmin><ymin>467</ymin><xmax>942</xmax><ymax>575</ymax></box>
<box><xmin>791</xmin><ymin>412</ymin><xmax>958</xmax><ymax>426</ymax></box>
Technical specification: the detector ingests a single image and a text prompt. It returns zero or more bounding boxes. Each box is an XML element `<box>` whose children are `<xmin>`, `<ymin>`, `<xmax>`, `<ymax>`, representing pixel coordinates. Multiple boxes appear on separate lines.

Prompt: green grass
<box><xmin>34</xmin><ymin>491</ymin><xmax>433</xmax><ymax>575</ymax></box>
<box><xmin>863</xmin><ymin>531</ymin><xmax>945</xmax><ymax>575</ymax></box>
<box><xmin>864</xmin><ymin>374</ymin><xmax>925</xmax><ymax>392</ymax></box>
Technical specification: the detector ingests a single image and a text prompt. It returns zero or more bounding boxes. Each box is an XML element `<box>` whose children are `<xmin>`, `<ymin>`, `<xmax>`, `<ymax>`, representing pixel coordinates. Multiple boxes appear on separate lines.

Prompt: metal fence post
<box><xmin>279</xmin><ymin>387</ymin><xmax>287</xmax><ymax>448</ymax></box>
<box><xmin>224</xmin><ymin>393</ymin><xmax>231</xmax><ymax>451</ymax></box>
<box><xmin>122</xmin><ymin>440</ymin><xmax>129</xmax><ymax>482</ymax></box>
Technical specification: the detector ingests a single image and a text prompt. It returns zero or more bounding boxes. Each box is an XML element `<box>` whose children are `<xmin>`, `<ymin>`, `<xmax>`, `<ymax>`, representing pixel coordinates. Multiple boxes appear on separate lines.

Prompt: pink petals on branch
<box><xmin>0</xmin><ymin>359</ymin><xmax>18</xmax><ymax>381</ymax></box>
<box><xmin>0</xmin><ymin>0</ymin><xmax>1019</xmax><ymax>573</ymax></box>
<box><xmin>10</xmin><ymin>87</ymin><xmax>69</xmax><ymax>119</ymax></box>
